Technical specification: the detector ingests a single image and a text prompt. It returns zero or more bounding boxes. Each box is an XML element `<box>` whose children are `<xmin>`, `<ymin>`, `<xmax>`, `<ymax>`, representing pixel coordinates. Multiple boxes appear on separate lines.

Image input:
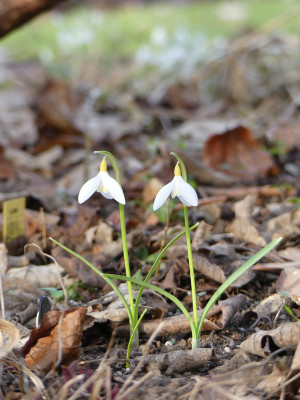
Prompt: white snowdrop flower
<box><xmin>153</xmin><ymin>163</ymin><xmax>198</xmax><ymax>211</ymax></box>
<box><xmin>78</xmin><ymin>157</ymin><xmax>125</xmax><ymax>205</ymax></box>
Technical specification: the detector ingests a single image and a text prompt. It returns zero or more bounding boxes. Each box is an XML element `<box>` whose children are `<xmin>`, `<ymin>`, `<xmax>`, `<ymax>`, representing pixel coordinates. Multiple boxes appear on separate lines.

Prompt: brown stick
<box><xmin>0</xmin><ymin>0</ymin><xmax>68</xmax><ymax>38</ymax></box>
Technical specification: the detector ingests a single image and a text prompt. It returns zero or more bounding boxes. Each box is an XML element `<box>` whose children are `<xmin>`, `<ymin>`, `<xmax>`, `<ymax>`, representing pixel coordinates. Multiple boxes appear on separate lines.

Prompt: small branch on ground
<box><xmin>0</xmin><ymin>0</ymin><xmax>69</xmax><ymax>38</ymax></box>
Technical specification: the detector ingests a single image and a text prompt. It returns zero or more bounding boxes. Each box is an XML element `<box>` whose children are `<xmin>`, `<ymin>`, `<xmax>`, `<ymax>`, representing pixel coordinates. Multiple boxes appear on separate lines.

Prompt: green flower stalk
<box><xmin>78</xmin><ymin>151</ymin><xmax>136</xmax><ymax>345</ymax></box>
<box><xmin>153</xmin><ymin>152</ymin><xmax>200</xmax><ymax>347</ymax></box>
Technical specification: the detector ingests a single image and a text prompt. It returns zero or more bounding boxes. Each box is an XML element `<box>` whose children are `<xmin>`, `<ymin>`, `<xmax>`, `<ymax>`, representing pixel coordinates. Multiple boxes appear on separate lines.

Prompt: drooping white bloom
<box><xmin>153</xmin><ymin>163</ymin><xmax>198</xmax><ymax>211</ymax></box>
<box><xmin>78</xmin><ymin>158</ymin><xmax>125</xmax><ymax>205</ymax></box>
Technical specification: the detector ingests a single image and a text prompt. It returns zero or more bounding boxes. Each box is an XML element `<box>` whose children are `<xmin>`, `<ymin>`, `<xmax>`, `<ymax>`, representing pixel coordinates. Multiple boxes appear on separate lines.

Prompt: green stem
<box><xmin>95</xmin><ymin>150</ymin><xmax>135</xmax><ymax>321</ymax></box>
<box><xmin>119</xmin><ymin>203</ymin><xmax>135</xmax><ymax>317</ymax></box>
<box><xmin>183</xmin><ymin>205</ymin><xmax>198</xmax><ymax>344</ymax></box>
<box><xmin>126</xmin><ymin>308</ymin><xmax>147</xmax><ymax>368</ymax></box>
<box><xmin>133</xmin><ymin>222</ymin><xmax>199</xmax><ymax>330</ymax></box>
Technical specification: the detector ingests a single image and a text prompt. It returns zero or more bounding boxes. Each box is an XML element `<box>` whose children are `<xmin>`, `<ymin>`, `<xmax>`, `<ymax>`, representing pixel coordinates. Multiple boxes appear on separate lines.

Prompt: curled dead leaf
<box><xmin>23</xmin><ymin>307</ymin><xmax>87</xmax><ymax>374</ymax></box>
<box><xmin>240</xmin><ymin>322</ymin><xmax>300</xmax><ymax>357</ymax></box>
<box><xmin>217</xmin><ymin>294</ymin><xmax>246</xmax><ymax>329</ymax></box>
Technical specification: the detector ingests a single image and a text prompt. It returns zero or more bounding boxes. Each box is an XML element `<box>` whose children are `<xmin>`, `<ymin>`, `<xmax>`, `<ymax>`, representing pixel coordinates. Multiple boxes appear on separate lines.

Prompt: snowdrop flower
<box><xmin>153</xmin><ymin>163</ymin><xmax>198</xmax><ymax>211</ymax></box>
<box><xmin>78</xmin><ymin>157</ymin><xmax>125</xmax><ymax>204</ymax></box>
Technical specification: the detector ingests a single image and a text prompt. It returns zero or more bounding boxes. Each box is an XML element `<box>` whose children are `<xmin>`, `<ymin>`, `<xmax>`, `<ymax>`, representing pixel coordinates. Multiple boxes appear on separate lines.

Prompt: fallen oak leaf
<box><xmin>22</xmin><ymin>307</ymin><xmax>86</xmax><ymax>374</ymax></box>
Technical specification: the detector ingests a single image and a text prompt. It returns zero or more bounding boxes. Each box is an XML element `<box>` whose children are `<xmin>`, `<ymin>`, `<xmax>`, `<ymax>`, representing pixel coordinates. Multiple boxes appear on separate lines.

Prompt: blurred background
<box><xmin>1</xmin><ymin>0</ymin><xmax>300</xmax><ymax>209</ymax></box>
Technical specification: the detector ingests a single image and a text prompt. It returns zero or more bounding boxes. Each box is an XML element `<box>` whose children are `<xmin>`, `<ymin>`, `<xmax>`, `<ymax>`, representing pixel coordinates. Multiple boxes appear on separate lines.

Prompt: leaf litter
<box><xmin>1</xmin><ymin>10</ymin><xmax>300</xmax><ymax>400</ymax></box>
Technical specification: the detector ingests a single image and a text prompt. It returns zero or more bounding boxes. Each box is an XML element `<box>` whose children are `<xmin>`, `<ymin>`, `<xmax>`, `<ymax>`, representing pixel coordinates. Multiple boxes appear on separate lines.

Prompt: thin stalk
<box><xmin>119</xmin><ymin>203</ymin><xmax>135</xmax><ymax>317</ymax></box>
<box><xmin>133</xmin><ymin>222</ymin><xmax>199</xmax><ymax>329</ymax></box>
<box><xmin>171</xmin><ymin>152</ymin><xmax>199</xmax><ymax>346</ymax></box>
<box><xmin>183</xmin><ymin>205</ymin><xmax>199</xmax><ymax>347</ymax></box>
<box><xmin>126</xmin><ymin>308</ymin><xmax>147</xmax><ymax>368</ymax></box>
<box><xmin>95</xmin><ymin>151</ymin><xmax>136</xmax><ymax>336</ymax></box>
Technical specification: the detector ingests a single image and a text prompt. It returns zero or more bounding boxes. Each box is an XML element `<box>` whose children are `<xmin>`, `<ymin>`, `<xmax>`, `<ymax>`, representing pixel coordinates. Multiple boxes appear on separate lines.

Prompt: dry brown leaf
<box><xmin>272</xmin><ymin>122</ymin><xmax>300</xmax><ymax>152</ymax></box>
<box><xmin>0</xmin><ymin>319</ymin><xmax>21</xmax><ymax>359</ymax></box>
<box><xmin>286</xmin><ymin>340</ymin><xmax>300</xmax><ymax>394</ymax></box>
<box><xmin>191</xmin><ymin>221</ymin><xmax>212</xmax><ymax>251</ymax></box>
<box><xmin>51</xmin><ymin>246</ymin><xmax>106</xmax><ymax>288</ymax></box>
<box><xmin>88</xmin><ymin>308</ymin><xmax>129</xmax><ymax>324</ymax></box>
<box><xmin>175</xmin><ymin>149</ymin><xmax>237</xmax><ymax>186</ymax></box>
<box><xmin>253</xmin><ymin>294</ymin><xmax>285</xmax><ymax>317</ymax></box>
<box><xmin>276</xmin><ymin>267</ymin><xmax>300</xmax><ymax>305</ymax></box>
<box><xmin>291</xmin><ymin>341</ymin><xmax>300</xmax><ymax>371</ymax></box>
<box><xmin>217</xmin><ymin>294</ymin><xmax>246</xmax><ymax>329</ymax></box>
<box><xmin>229</xmin><ymin>262</ymin><xmax>256</xmax><ymax>287</ymax></box>
<box><xmin>194</xmin><ymin>254</ymin><xmax>226</xmax><ymax>284</ymax></box>
<box><xmin>228</xmin><ymin>217</ymin><xmax>266</xmax><ymax>246</ymax></box>
<box><xmin>228</xmin><ymin>194</ymin><xmax>266</xmax><ymax>246</ymax></box>
<box><xmin>268</xmin><ymin>210</ymin><xmax>300</xmax><ymax>240</ymax></box>
<box><xmin>203</xmin><ymin>126</ymin><xmax>275</xmax><ymax>180</ymax></box>
<box><xmin>240</xmin><ymin>322</ymin><xmax>300</xmax><ymax>357</ymax></box>
<box><xmin>23</xmin><ymin>307</ymin><xmax>87</xmax><ymax>374</ymax></box>
<box><xmin>24</xmin><ymin>209</ymin><xmax>60</xmax><ymax>237</ymax></box>
<box><xmin>6</xmin><ymin>263</ymin><xmax>64</xmax><ymax>288</ymax></box>
<box><xmin>279</xmin><ymin>246</ymin><xmax>300</xmax><ymax>261</ymax></box>
<box><xmin>256</xmin><ymin>364</ymin><xmax>288</xmax><ymax>393</ymax></box>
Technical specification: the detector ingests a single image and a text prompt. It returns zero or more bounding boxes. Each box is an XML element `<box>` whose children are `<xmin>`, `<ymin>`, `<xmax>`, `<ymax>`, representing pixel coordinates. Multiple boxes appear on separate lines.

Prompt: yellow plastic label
<box><xmin>3</xmin><ymin>197</ymin><xmax>26</xmax><ymax>242</ymax></box>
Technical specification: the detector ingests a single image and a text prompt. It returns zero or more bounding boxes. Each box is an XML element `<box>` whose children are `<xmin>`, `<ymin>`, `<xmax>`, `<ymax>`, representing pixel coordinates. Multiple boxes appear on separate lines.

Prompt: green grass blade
<box><xmin>196</xmin><ymin>237</ymin><xmax>282</xmax><ymax>337</ymax></box>
<box><xmin>50</xmin><ymin>237</ymin><xmax>134</xmax><ymax>326</ymax></box>
<box><xmin>133</xmin><ymin>222</ymin><xmax>199</xmax><ymax>324</ymax></box>
<box><xmin>103</xmin><ymin>272</ymin><xmax>197</xmax><ymax>338</ymax></box>
<box><xmin>126</xmin><ymin>308</ymin><xmax>147</xmax><ymax>366</ymax></box>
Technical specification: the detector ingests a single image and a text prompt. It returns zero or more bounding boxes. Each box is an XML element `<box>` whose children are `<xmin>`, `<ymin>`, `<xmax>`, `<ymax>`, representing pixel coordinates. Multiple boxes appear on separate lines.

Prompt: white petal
<box><xmin>100</xmin><ymin>190</ymin><xmax>113</xmax><ymax>200</ymax></box>
<box><xmin>78</xmin><ymin>173</ymin><xmax>101</xmax><ymax>204</ymax></box>
<box><xmin>178</xmin><ymin>195</ymin><xmax>192</xmax><ymax>206</ymax></box>
<box><xmin>153</xmin><ymin>180</ymin><xmax>174</xmax><ymax>211</ymax></box>
<box><xmin>101</xmin><ymin>172</ymin><xmax>126</xmax><ymax>204</ymax></box>
<box><xmin>176</xmin><ymin>176</ymin><xmax>198</xmax><ymax>207</ymax></box>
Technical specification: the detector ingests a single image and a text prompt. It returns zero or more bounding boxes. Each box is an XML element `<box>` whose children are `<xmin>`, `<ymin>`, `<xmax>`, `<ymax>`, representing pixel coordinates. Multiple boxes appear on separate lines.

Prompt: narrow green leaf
<box><xmin>103</xmin><ymin>272</ymin><xmax>196</xmax><ymax>338</ymax></box>
<box><xmin>196</xmin><ymin>237</ymin><xmax>282</xmax><ymax>337</ymax></box>
<box><xmin>50</xmin><ymin>237</ymin><xmax>134</xmax><ymax>325</ymax></box>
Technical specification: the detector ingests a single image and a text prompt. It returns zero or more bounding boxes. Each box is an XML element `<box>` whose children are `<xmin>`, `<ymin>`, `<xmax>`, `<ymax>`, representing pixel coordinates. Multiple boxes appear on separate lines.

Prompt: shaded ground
<box><xmin>1</xmin><ymin>5</ymin><xmax>300</xmax><ymax>399</ymax></box>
